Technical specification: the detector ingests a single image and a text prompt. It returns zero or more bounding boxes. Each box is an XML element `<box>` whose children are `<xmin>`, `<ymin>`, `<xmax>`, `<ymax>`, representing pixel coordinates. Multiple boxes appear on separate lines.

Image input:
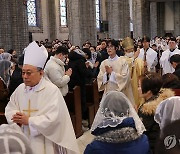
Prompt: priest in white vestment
<box><xmin>138</xmin><ymin>36</ymin><xmax>158</xmax><ymax>73</ymax></box>
<box><xmin>160</xmin><ymin>37</ymin><xmax>180</xmax><ymax>75</ymax></box>
<box><xmin>5</xmin><ymin>41</ymin><xmax>79</xmax><ymax>154</ymax></box>
<box><xmin>97</xmin><ymin>39</ymin><xmax>134</xmax><ymax>105</ymax></box>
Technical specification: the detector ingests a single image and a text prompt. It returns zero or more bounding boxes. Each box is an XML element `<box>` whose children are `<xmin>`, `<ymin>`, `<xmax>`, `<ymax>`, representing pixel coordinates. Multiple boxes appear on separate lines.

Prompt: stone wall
<box><xmin>0</xmin><ymin>0</ymin><xmax>29</xmax><ymax>54</ymax></box>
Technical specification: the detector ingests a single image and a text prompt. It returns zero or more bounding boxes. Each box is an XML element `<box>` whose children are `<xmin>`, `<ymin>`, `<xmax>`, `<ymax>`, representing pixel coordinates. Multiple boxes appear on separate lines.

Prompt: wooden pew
<box><xmin>172</xmin><ymin>89</ymin><xmax>180</xmax><ymax>96</ymax></box>
<box><xmin>86</xmin><ymin>79</ymin><xmax>100</xmax><ymax>127</ymax></box>
<box><xmin>64</xmin><ymin>86</ymin><xmax>83</xmax><ymax>138</ymax></box>
<box><xmin>0</xmin><ymin>103</ymin><xmax>7</xmax><ymax>125</ymax></box>
<box><xmin>0</xmin><ymin>112</ymin><xmax>7</xmax><ymax>125</ymax></box>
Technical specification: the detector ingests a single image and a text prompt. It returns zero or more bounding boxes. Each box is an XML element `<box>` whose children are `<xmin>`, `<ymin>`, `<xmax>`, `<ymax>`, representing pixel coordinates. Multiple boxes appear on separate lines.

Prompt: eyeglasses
<box><xmin>107</xmin><ymin>45</ymin><xmax>115</xmax><ymax>49</ymax></box>
<box><xmin>22</xmin><ymin>71</ymin><xmax>39</xmax><ymax>76</ymax></box>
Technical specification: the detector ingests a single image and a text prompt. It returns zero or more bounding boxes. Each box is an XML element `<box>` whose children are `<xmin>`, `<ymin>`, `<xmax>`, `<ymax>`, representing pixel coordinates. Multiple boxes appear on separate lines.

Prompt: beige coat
<box><xmin>44</xmin><ymin>56</ymin><xmax>70</xmax><ymax>96</ymax></box>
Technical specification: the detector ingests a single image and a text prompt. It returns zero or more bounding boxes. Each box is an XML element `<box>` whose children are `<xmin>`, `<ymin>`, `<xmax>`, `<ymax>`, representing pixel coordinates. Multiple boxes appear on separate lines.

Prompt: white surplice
<box><xmin>97</xmin><ymin>55</ymin><xmax>134</xmax><ymax>105</ymax></box>
<box><xmin>160</xmin><ymin>48</ymin><xmax>180</xmax><ymax>75</ymax></box>
<box><xmin>138</xmin><ymin>48</ymin><xmax>158</xmax><ymax>72</ymax></box>
<box><xmin>5</xmin><ymin>77</ymin><xmax>79</xmax><ymax>154</ymax></box>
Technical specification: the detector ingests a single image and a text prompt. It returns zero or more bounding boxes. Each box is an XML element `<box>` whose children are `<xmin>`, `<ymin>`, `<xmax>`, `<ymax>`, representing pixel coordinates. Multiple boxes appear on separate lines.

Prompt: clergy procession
<box><xmin>1</xmin><ymin>0</ymin><xmax>180</xmax><ymax>153</ymax></box>
<box><xmin>0</xmin><ymin>35</ymin><xmax>180</xmax><ymax>154</ymax></box>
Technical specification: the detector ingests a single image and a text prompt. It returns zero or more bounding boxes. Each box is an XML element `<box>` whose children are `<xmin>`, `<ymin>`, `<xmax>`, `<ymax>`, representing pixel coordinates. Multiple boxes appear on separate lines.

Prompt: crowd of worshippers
<box><xmin>0</xmin><ymin>35</ymin><xmax>180</xmax><ymax>154</ymax></box>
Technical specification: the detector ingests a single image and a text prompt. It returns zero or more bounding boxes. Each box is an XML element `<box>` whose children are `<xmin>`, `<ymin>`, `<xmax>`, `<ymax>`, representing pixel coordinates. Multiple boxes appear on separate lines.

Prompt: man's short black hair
<box><xmin>142</xmin><ymin>36</ymin><xmax>150</xmax><ymax>43</ymax></box>
<box><xmin>140</xmin><ymin>73</ymin><xmax>163</xmax><ymax>95</ymax></box>
<box><xmin>82</xmin><ymin>48</ymin><xmax>91</xmax><ymax>59</ymax></box>
<box><xmin>152</xmin><ymin>44</ymin><xmax>157</xmax><ymax>47</ymax></box>
<box><xmin>55</xmin><ymin>46</ymin><xmax>69</xmax><ymax>55</ymax></box>
<box><xmin>169</xmin><ymin>37</ymin><xmax>177</xmax><ymax>42</ymax></box>
<box><xmin>107</xmin><ymin>39</ymin><xmax>119</xmax><ymax>48</ymax></box>
<box><xmin>170</xmin><ymin>54</ymin><xmax>180</xmax><ymax>64</ymax></box>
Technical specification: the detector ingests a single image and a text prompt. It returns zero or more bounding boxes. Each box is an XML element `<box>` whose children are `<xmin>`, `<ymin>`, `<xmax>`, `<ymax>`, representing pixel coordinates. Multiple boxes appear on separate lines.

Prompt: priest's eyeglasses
<box><xmin>22</xmin><ymin>71</ymin><xmax>39</xmax><ymax>76</ymax></box>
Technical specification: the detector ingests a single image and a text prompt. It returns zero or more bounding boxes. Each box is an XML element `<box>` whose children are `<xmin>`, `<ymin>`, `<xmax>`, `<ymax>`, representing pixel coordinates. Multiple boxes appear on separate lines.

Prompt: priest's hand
<box><xmin>134</xmin><ymin>48</ymin><xmax>140</xmax><ymax>59</ymax></box>
<box><xmin>12</xmin><ymin>112</ymin><xmax>29</xmax><ymax>125</ymax></box>
<box><xmin>105</xmin><ymin>65</ymin><xmax>113</xmax><ymax>74</ymax></box>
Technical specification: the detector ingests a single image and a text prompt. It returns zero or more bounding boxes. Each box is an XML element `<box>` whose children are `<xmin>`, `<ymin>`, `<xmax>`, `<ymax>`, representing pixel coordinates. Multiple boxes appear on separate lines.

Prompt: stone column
<box><xmin>47</xmin><ymin>0</ymin><xmax>56</xmax><ymax>41</ymax></box>
<box><xmin>0</xmin><ymin>0</ymin><xmax>29</xmax><ymax>54</ymax></box>
<box><xmin>132</xmin><ymin>0</ymin><xmax>143</xmax><ymax>38</ymax></box>
<box><xmin>67</xmin><ymin>0</ymin><xmax>97</xmax><ymax>46</ymax></box>
<box><xmin>150</xmin><ymin>2</ymin><xmax>157</xmax><ymax>39</ymax></box>
<box><xmin>80</xmin><ymin>0</ymin><xmax>97</xmax><ymax>45</ymax></box>
<box><xmin>174</xmin><ymin>1</ymin><xmax>180</xmax><ymax>36</ymax></box>
<box><xmin>107</xmin><ymin>0</ymin><xmax>130</xmax><ymax>39</ymax></box>
<box><xmin>164</xmin><ymin>1</ymin><xmax>174</xmax><ymax>33</ymax></box>
<box><xmin>67</xmin><ymin>0</ymin><xmax>81</xmax><ymax>46</ymax></box>
<box><xmin>157</xmin><ymin>2</ymin><xmax>165</xmax><ymax>37</ymax></box>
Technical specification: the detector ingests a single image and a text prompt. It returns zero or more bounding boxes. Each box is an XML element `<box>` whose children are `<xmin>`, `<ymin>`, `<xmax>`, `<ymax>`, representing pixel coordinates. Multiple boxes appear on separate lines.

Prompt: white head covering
<box><xmin>0</xmin><ymin>52</ymin><xmax>12</xmax><ymax>61</ymax></box>
<box><xmin>23</xmin><ymin>41</ymin><xmax>48</xmax><ymax>68</ymax></box>
<box><xmin>0</xmin><ymin>124</ymin><xmax>32</xmax><ymax>154</ymax></box>
<box><xmin>0</xmin><ymin>60</ymin><xmax>11</xmax><ymax>85</ymax></box>
<box><xmin>154</xmin><ymin>96</ymin><xmax>180</xmax><ymax>130</ymax></box>
<box><xmin>74</xmin><ymin>49</ymin><xmax>86</xmax><ymax>57</ymax></box>
<box><xmin>91</xmin><ymin>91</ymin><xmax>146</xmax><ymax>135</ymax></box>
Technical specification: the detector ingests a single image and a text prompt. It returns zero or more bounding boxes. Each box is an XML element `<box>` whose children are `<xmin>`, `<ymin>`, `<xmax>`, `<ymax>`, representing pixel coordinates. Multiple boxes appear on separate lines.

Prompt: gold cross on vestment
<box><xmin>23</xmin><ymin>100</ymin><xmax>38</xmax><ymax>117</ymax></box>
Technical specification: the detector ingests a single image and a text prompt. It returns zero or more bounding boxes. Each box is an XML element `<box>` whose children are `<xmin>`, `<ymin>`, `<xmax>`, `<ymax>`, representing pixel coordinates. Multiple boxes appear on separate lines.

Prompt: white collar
<box><xmin>108</xmin><ymin>55</ymin><xmax>118</xmax><ymax>61</ymax></box>
<box><xmin>25</xmin><ymin>77</ymin><xmax>43</xmax><ymax>93</ymax></box>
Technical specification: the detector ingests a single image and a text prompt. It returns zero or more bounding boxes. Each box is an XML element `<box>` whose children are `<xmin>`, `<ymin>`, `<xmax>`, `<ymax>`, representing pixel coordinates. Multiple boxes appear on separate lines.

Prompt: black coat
<box><xmin>68</xmin><ymin>51</ymin><xmax>87</xmax><ymax>90</ymax></box>
<box><xmin>138</xmin><ymin>109</ymin><xmax>159</xmax><ymax>151</ymax></box>
<box><xmin>8</xmin><ymin>65</ymin><xmax>23</xmax><ymax>96</ymax></box>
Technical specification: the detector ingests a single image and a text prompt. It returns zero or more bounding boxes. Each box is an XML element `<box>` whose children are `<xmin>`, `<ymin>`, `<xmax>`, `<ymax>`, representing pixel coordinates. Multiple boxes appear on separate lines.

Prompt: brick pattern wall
<box><xmin>0</xmin><ymin>0</ymin><xmax>29</xmax><ymax>54</ymax></box>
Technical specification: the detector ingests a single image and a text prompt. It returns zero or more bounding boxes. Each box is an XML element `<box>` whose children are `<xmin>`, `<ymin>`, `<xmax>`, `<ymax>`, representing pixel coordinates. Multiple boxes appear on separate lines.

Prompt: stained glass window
<box><xmin>27</xmin><ymin>0</ymin><xmax>37</xmax><ymax>26</ymax></box>
<box><xmin>60</xmin><ymin>0</ymin><xmax>67</xmax><ymax>27</ymax></box>
<box><xmin>96</xmin><ymin>0</ymin><xmax>100</xmax><ymax>29</ymax></box>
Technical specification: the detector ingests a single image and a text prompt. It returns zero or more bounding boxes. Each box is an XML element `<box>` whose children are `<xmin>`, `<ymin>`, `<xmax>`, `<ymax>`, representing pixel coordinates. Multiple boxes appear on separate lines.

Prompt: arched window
<box><xmin>60</xmin><ymin>0</ymin><xmax>67</xmax><ymax>27</ymax></box>
<box><xmin>27</xmin><ymin>0</ymin><xmax>37</xmax><ymax>26</ymax></box>
<box><xmin>96</xmin><ymin>0</ymin><xmax>100</xmax><ymax>29</ymax></box>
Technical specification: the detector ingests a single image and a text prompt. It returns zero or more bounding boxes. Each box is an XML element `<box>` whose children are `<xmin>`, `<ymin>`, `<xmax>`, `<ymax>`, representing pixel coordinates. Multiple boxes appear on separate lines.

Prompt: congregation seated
<box><xmin>84</xmin><ymin>91</ymin><xmax>150</xmax><ymax>154</ymax></box>
<box><xmin>138</xmin><ymin>73</ymin><xmax>175</xmax><ymax>153</ymax></box>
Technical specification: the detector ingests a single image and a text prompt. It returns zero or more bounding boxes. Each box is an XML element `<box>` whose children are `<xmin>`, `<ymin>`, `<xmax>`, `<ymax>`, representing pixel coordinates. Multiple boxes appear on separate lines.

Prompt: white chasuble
<box><xmin>5</xmin><ymin>77</ymin><xmax>79</xmax><ymax>154</ymax></box>
<box><xmin>138</xmin><ymin>48</ymin><xmax>157</xmax><ymax>72</ymax></box>
<box><xmin>97</xmin><ymin>56</ymin><xmax>134</xmax><ymax>105</ymax></box>
<box><xmin>160</xmin><ymin>48</ymin><xmax>180</xmax><ymax>75</ymax></box>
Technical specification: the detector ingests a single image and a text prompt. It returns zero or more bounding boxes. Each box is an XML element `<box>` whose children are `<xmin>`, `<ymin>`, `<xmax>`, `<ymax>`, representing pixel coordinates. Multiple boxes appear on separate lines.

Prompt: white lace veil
<box><xmin>154</xmin><ymin>96</ymin><xmax>180</xmax><ymax>130</ymax></box>
<box><xmin>91</xmin><ymin>91</ymin><xmax>146</xmax><ymax>135</ymax></box>
<box><xmin>0</xmin><ymin>60</ymin><xmax>11</xmax><ymax>85</ymax></box>
<box><xmin>0</xmin><ymin>124</ymin><xmax>32</xmax><ymax>154</ymax></box>
<box><xmin>0</xmin><ymin>52</ymin><xmax>12</xmax><ymax>61</ymax></box>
